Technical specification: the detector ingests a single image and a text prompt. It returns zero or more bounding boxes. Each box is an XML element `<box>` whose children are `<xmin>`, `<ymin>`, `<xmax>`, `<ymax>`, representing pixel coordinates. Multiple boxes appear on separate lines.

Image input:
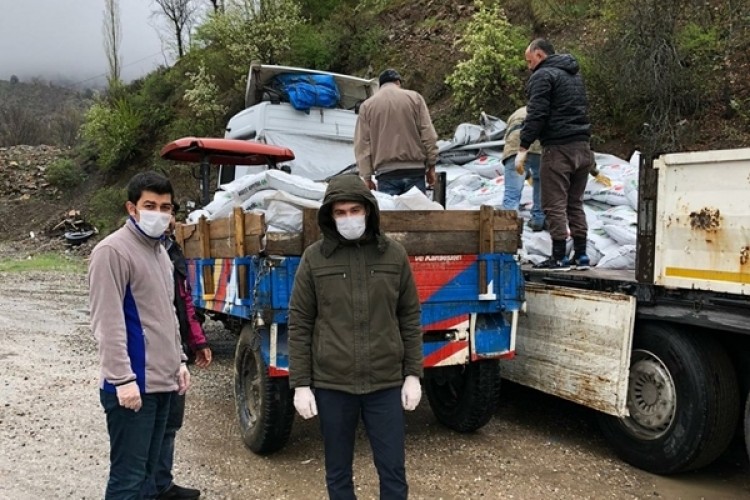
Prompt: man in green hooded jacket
<box><xmin>288</xmin><ymin>174</ymin><xmax>423</xmax><ymax>500</ymax></box>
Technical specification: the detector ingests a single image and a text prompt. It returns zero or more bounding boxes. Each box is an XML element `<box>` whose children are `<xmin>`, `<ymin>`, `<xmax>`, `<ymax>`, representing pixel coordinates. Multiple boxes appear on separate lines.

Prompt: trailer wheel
<box><xmin>597</xmin><ymin>322</ymin><xmax>739</xmax><ymax>474</ymax></box>
<box><xmin>234</xmin><ymin>324</ymin><xmax>294</xmax><ymax>454</ymax></box>
<box><xmin>425</xmin><ymin>360</ymin><xmax>501</xmax><ymax>432</ymax></box>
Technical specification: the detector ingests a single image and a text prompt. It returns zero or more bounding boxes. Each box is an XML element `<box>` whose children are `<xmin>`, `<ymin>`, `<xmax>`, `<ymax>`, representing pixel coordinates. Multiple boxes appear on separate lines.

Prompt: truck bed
<box><xmin>523</xmin><ymin>265</ymin><xmax>636</xmax><ymax>293</ymax></box>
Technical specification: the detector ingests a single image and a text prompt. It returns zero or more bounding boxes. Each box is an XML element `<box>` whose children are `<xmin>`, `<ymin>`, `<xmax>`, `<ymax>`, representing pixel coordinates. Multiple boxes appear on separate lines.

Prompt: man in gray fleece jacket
<box><xmin>88</xmin><ymin>171</ymin><xmax>190</xmax><ymax>499</ymax></box>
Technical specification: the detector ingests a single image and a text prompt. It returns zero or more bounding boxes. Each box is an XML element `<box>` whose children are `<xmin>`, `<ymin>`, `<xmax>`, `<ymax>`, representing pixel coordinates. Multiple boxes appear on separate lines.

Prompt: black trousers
<box><xmin>315</xmin><ymin>387</ymin><xmax>407</xmax><ymax>500</ymax></box>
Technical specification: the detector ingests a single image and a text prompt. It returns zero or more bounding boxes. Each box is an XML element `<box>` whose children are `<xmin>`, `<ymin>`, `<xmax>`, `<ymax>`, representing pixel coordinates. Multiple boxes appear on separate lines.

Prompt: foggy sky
<box><xmin>0</xmin><ymin>0</ymin><xmax>168</xmax><ymax>86</ymax></box>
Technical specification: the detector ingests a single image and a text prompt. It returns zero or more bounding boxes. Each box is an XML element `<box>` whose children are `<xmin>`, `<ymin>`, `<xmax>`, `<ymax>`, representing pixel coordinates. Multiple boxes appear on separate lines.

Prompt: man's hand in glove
<box><xmin>116</xmin><ymin>381</ymin><xmax>142</xmax><ymax>411</ymax></box>
<box><xmin>294</xmin><ymin>387</ymin><xmax>318</xmax><ymax>419</ymax></box>
<box><xmin>401</xmin><ymin>375</ymin><xmax>422</xmax><ymax>411</ymax></box>
<box><xmin>594</xmin><ymin>173</ymin><xmax>612</xmax><ymax>187</ymax></box>
<box><xmin>178</xmin><ymin>364</ymin><xmax>191</xmax><ymax>395</ymax></box>
<box><xmin>514</xmin><ymin>150</ymin><xmax>528</xmax><ymax>176</ymax></box>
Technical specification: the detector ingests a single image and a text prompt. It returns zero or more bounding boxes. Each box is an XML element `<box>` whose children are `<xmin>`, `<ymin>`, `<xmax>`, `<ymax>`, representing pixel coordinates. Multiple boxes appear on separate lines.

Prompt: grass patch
<box><xmin>0</xmin><ymin>252</ymin><xmax>87</xmax><ymax>273</ymax></box>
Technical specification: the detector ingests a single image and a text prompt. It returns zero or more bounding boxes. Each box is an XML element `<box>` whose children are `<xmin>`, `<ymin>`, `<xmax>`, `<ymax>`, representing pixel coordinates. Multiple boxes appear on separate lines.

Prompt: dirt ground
<box><xmin>1</xmin><ymin>266</ymin><xmax>749</xmax><ymax>500</ymax></box>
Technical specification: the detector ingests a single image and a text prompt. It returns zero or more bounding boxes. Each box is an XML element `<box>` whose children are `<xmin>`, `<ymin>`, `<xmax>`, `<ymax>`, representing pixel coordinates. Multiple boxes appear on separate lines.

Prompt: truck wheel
<box><xmin>234</xmin><ymin>324</ymin><xmax>294</xmax><ymax>454</ymax></box>
<box><xmin>597</xmin><ymin>322</ymin><xmax>739</xmax><ymax>474</ymax></box>
<box><xmin>425</xmin><ymin>360</ymin><xmax>501</xmax><ymax>432</ymax></box>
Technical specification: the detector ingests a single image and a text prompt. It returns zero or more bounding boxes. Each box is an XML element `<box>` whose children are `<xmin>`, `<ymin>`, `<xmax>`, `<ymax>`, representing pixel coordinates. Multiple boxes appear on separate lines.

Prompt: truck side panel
<box><xmin>654</xmin><ymin>148</ymin><xmax>750</xmax><ymax>295</ymax></box>
<box><xmin>501</xmin><ymin>282</ymin><xmax>636</xmax><ymax>417</ymax></box>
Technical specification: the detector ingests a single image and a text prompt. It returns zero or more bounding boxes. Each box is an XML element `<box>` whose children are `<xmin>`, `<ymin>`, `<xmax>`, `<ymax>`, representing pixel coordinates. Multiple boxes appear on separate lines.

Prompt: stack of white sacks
<box><xmin>187</xmin><ymin>151</ymin><xmax>639</xmax><ymax>270</ymax></box>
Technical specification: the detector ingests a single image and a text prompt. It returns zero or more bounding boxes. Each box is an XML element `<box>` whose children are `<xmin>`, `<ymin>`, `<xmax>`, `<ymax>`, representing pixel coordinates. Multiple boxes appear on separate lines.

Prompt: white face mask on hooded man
<box><xmin>136</xmin><ymin>209</ymin><xmax>172</xmax><ymax>239</ymax></box>
<box><xmin>335</xmin><ymin>214</ymin><xmax>367</xmax><ymax>240</ymax></box>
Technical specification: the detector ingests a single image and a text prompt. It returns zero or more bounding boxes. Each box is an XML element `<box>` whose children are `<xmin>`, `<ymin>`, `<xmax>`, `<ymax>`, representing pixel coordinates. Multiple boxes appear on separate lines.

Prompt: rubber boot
<box><xmin>573</xmin><ymin>237</ymin><xmax>590</xmax><ymax>270</ymax></box>
<box><xmin>533</xmin><ymin>239</ymin><xmax>571</xmax><ymax>271</ymax></box>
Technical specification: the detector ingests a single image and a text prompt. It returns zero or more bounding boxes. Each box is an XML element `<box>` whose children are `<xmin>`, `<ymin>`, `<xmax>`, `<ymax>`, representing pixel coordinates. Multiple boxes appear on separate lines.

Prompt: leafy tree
<box><xmin>183</xmin><ymin>65</ymin><xmax>229</xmax><ymax>134</ymax></box>
<box><xmin>194</xmin><ymin>0</ymin><xmax>303</xmax><ymax>73</ymax></box>
<box><xmin>445</xmin><ymin>1</ymin><xmax>528</xmax><ymax>117</ymax></box>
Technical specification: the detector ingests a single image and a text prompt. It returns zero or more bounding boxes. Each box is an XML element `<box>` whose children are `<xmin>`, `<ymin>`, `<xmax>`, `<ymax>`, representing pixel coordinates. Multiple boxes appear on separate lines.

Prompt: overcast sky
<box><xmin>0</xmin><ymin>0</ymin><xmax>168</xmax><ymax>86</ymax></box>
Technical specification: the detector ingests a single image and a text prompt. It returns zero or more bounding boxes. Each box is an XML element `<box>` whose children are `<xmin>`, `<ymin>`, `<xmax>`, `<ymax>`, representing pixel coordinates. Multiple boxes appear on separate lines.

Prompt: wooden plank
<box><xmin>233</xmin><ymin>207</ymin><xmax>245</xmax><ymax>257</ymax></box>
<box><xmin>175</xmin><ymin>223</ymin><xmax>185</xmax><ymax>249</ymax></box>
<box><xmin>204</xmin><ymin>217</ymin><xmax>231</xmax><ymax>239</ymax></box>
<box><xmin>198</xmin><ymin>216</ymin><xmax>213</xmax><ymax>293</ymax></box>
<box><xmin>478</xmin><ymin>205</ymin><xmax>494</xmax><ymax>293</ymax></box>
<box><xmin>302</xmin><ymin>208</ymin><xmax>320</xmax><ymax>249</ymax></box>
<box><xmin>266</xmin><ymin>232</ymin><xmax>303</xmax><ymax>255</ymax></box>
<box><xmin>233</xmin><ymin>207</ymin><xmax>247</xmax><ymax>300</ymax></box>
<box><xmin>378</xmin><ymin>209</ymin><xmax>518</xmax><ymax>232</ymax></box>
<box><xmin>181</xmin><ymin>208</ymin><xmax>520</xmax><ymax>258</ymax></box>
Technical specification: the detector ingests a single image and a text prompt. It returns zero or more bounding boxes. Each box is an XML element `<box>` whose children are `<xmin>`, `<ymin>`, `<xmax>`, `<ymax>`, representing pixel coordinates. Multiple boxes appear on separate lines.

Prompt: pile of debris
<box><xmin>0</xmin><ymin>145</ymin><xmax>69</xmax><ymax>199</ymax></box>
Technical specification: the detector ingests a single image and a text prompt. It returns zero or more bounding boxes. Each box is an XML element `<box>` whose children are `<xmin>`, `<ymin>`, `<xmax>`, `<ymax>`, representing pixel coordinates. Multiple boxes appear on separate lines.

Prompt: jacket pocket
<box><xmin>368</xmin><ymin>264</ymin><xmax>400</xmax><ymax>306</ymax></box>
<box><xmin>313</xmin><ymin>266</ymin><xmax>350</xmax><ymax>309</ymax></box>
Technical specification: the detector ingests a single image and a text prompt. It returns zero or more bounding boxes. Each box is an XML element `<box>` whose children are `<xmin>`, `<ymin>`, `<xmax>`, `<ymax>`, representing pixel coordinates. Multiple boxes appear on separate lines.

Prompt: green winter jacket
<box><xmin>288</xmin><ymin>174</ymin><xmax>423</xmax><ymax>394</ymax></box>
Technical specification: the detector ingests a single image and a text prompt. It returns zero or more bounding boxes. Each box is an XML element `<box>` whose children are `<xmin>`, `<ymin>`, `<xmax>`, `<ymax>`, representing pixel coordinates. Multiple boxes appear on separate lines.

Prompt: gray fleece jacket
<box><xmin>88</xmin><ymin>219</ymin><xmax>184</xmax><ymax>394</ymax></box>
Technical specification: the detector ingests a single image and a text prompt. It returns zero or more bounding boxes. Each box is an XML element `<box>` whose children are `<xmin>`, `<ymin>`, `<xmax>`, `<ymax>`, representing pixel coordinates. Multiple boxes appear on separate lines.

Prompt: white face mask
<box><xmin>335</xmin><ymin>214</ymin><xmax>367</xmax><ymax>240</ymax></box>
<box><xmin>136</xmin><ymin>209</ymin><xmax>171</xmax><ymax>239</ymax></box>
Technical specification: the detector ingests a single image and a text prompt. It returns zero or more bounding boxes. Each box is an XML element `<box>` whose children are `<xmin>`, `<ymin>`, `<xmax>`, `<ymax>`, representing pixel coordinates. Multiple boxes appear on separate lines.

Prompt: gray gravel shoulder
<box><xmin>0</xmin><ymin>270</ymin><xmax>748</xmax><ymax>500</ymax></box>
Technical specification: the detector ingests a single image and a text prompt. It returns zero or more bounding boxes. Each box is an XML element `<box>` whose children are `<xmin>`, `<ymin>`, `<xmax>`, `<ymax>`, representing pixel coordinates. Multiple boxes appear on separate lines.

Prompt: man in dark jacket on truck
<box><xmin>519</xmin><ymin>38</ymin><xmax>593</xmax><ymax>271</ymax></box>
<box><xmin>288</xmin><ymin>174</ymin><xmax>423</xmax><ymax>500</ymax></box>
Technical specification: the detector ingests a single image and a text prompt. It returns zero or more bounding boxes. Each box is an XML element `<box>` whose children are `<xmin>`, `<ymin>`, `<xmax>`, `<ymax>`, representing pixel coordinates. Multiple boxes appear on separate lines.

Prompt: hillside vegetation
<box><xmin>1</xmin><ymin>0</ymin><xmax>749</xmax><ymax>239</ymax></box>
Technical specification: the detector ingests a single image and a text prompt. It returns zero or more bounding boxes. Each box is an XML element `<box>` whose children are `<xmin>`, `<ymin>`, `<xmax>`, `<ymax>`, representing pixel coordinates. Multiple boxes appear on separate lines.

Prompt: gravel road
<box><xmin>1</xmin><ymin>269</ymin><xmax>749</xmax><ymax>499</ymax></box>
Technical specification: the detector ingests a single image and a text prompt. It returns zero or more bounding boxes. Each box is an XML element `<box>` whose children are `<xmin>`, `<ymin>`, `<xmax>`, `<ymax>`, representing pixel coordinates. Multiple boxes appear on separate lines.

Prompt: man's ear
<box><xmin>125</xmin><ymin>201</ymin><xmax>136</xmax><ymax>217</ymax></box>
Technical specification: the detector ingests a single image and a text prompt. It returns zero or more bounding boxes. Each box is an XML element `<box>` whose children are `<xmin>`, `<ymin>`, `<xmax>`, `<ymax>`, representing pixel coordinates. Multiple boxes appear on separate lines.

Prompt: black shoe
<box><xmin>533</xmin><ymin>257</ymin><xmax>571</xmax><ymax>271</ymax></box>
<box><xmin>157</xmin><ymin>484</ymin><xmax>201</xmax><ymax>500</ymax></box>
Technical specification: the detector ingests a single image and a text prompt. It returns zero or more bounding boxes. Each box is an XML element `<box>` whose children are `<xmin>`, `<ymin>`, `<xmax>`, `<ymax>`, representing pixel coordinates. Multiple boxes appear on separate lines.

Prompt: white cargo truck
<box><xmin>215</xmin><ymin>64</ymin><xmax>750</xmax><ymax>474</ymax></box>
<box><xmin>505</xmin><ymin>148</ymin><xmax>750</xmax><ymax>474</ymax></box>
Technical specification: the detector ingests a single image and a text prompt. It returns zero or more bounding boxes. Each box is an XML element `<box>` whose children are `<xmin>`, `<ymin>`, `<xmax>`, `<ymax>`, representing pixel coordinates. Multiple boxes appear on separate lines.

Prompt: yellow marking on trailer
<box><xmin>665</xmin><ymin>267</ymin><xmax>750</xmax><ymax>284</ymax></box>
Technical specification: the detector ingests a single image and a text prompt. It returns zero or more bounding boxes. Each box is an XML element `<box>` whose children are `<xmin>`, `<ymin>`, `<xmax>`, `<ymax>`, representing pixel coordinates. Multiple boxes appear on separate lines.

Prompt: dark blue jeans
<box><xmin>141</xmin><ymin>392</ymin><xmax>185</xmax><ymax>498</ymax></box>
<box><xmin>377</xmin><ymin>173</ymin><xmax>426</xmax><ymax>196</ymax></box>
<box><xmin>316</xmin><ymin>387</ymin><xmax>407</xmax><ymax>500</ymax></box>
<box><xmin>100</xmin><ymin>389</ymin><xmax>172</xmax><ymax>500</ymax></box>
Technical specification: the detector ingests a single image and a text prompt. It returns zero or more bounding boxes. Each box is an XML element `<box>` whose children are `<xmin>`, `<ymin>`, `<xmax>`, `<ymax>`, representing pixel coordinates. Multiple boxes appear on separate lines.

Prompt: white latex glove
<box><xmin>115</xmin><ymin>381</ymin><xmax>142</xmax><ymax>412</ymax></box>
<box><xmin>401</xmin><ymin>375</ymin><xmax>421</xmax><ymax>411</ymax></box>
<box><xmin>178</xmin><ymin>364</ymin><xmax>191</xmax><ymax>395</ymax></box>
<box><xmin>514</xmin><ymin>150</ymin><xmax>528</xmax><ymax>176</ymax></box>
<box><xmin>294</xmin><ymin>387</ymin><xmax>318</xmax><ymax>419</ymax></box>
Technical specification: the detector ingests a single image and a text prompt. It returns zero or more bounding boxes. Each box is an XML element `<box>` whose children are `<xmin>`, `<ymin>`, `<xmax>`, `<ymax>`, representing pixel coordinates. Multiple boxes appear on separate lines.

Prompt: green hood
<box><xmin>318</xmin><ymin>174</ymin><xmax>386</xmax><ymax>256</ymax></box>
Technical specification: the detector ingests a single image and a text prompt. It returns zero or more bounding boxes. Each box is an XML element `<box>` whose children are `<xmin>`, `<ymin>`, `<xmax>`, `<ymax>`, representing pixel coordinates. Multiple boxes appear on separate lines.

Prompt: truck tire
<box><xmin>234</xmin><ymin>324</ymin><xmax>294</xmax><ymax>454</ymax></box>
<box><xmin>425</xmin><ymin>360</ymin><xmax>501</xmax><ymax>432</ymax></box>
<box><xmin>745</xmin><ymin>390</ymin><xmax>750</xmax><ymax>463</ymax></box>
<box><xmin>597</xmin><ymin>322</ymin><xmax>739</xmax><ymax>474</ymax></box>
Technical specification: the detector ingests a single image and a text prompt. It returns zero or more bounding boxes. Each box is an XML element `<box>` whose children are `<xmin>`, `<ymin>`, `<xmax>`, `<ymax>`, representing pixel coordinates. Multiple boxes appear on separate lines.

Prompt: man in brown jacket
<box><xmin>355</xmin><ymin>68</ymin><xmax>439</xmax><ymax>195</ymax></box>
<box><xmin>288</xmin><ymin>174</ymin><xmax>423</xmax><ymax>499</ymax></box>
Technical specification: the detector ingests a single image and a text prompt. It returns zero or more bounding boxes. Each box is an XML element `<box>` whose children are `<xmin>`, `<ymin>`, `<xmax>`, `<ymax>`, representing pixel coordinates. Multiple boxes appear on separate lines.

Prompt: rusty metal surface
<box><xmin>501</xmin><ymin>282</ymin><xmax>636</xmax><ymax>417</ymax></box>
<box><xmin>653</xmin><ymin>148</ymin><xmax>750</xmax><ymax>295</ymax></box>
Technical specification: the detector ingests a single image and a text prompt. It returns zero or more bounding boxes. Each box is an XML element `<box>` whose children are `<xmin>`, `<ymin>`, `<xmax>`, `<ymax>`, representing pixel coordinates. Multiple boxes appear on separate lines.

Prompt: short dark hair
<box><xmin>529</xmin><ymin>38</ymin><xmax>555</xmax><ymax>56</ymax></box>
<box><xmin>378</xmin><ymin>68</ymin><xmax>402</xmax><ymax>86</ymax></box>
<box><xmin>127</xmin><ymin>171</ymin><xmax>174</xmax><ymax>204</ymax></box>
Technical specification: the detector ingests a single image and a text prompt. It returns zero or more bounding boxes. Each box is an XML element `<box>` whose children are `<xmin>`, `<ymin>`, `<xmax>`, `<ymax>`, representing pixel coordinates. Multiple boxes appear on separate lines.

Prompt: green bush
<box><xmin>46</xmin><ymin>158</ymin><xmax>85</xmax><ymax>189</ymax></box>
<box><xmin>79</xmin><ymin>98</ymin><xmax>144</xmax><ymax>172</ymax></box>
<box><xmin>445</xmin><ymin>1</ymin><xmax>528</xmax><ymax>117</ymax></box>
<box><xmin>288</xmin><ymin>23</ymin><xmax>339</xmax><ymax>69</ymax></box>
<box><xmin>585</xmin><ymin>0</ymin><xmax>715</xmax><ymax>153</ymax></box>
<box><xmin>88</xmin><ymin>186</ymin><xmax>127</xmax><ymax>236</ymax></box>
